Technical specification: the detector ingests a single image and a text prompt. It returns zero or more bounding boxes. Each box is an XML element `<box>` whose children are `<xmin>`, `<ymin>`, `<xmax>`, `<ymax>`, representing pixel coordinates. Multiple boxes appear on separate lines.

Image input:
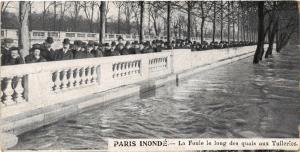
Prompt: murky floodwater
<box><xmin>13</xmin><ymin>46</ymin><xmax>300</xmax><ymax>150</ymax></box>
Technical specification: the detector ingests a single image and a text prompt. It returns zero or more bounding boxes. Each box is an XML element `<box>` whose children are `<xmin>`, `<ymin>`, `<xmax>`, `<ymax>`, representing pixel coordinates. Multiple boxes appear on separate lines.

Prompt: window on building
<box><xmin>66</xmin><ymin>33</ymin><xmax>75</xmax><ymax>37</ymax></box>
<box><xmin>32</xmin><ymin>32</ymin><xmax>45</xmax><ymax>37</ymax></box>
<box><xmin>87</xmin><ymin>34</ymin><xmax>96</xmax><ymax>37</ymax></box>
<box><xmin>77</xmin><ymin>33</ymin><xmax>86</xmax><ymax>37</ymax></box>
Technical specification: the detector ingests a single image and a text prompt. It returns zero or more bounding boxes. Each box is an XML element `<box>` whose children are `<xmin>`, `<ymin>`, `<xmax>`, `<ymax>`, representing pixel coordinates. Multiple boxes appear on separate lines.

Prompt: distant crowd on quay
<box><xmin>1</xmin><ymin>36</ymin><xmax>256</xmax><ymax>66</ymax></box>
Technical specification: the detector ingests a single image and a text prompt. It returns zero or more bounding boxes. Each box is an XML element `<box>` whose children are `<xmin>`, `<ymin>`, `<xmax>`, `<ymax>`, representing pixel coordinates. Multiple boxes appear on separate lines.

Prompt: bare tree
<box><xmin>113</xmin><ymin>2</ymin><xmax>124</xmax><ymax>34</ymax></box>
<box><xmin>18</xmin><ymin>1</ymin><xmax>31</xmax><ymax>57</ymax></box>
<box><xmin>41</xmin><ymin>2</ymin><xmax>56</xmax><ymax>30</ymax></box>
<box><xmin>70</xmin><ymin>1</ymin><xmax>81</xmax><ymax>32</ymax></box>
<box><xmin>139</xmin><ymin>1</ymin><xmax>144</xmax><ymax>43</ymax></box>
<box><xmin>83</xmin><ymin>1</ymin><xmax>96</xmax><ymax>32</ymax></box>
<box><xmin>253</xmin><ymin>1</ymin><xmax>265</xmax><ymax>64</ymax></box>
<box><xmin>98</xmin><ymin>1</ymin><xmax>106</xmax><ymax>44</ymax></box>
<box><xmin>122</xmin><ymin>2</ymin><xmax>135</xmax><ymax>34</ymax></box>
<box><xmin>58</xmin><ymin>2</ymin><xmax>71</xmax><ymax>31</ymax></box>
<box><xmin>1</xmin><ymin>2</ymin><xmax>11</xmax><ymax>25</ymax></box>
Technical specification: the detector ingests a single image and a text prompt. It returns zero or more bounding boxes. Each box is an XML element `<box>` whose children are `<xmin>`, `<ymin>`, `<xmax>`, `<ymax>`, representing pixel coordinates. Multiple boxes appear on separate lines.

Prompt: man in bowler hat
<box><xmin>54</xmin><ymin>38</ymin><xmax>73</xmax><ymax>61</ymax></box>
<box><xmin>40</xmin><ymin>37</ymin><xmax>55</xmax><ymax>61</ymax></box>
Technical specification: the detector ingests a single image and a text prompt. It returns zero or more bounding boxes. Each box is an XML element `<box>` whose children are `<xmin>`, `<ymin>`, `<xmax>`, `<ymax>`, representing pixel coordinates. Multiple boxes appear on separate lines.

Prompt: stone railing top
<box><xmin>0</xmin><ymin>51</ymin><xmax>174</xmax><ymax>78</ymax></box>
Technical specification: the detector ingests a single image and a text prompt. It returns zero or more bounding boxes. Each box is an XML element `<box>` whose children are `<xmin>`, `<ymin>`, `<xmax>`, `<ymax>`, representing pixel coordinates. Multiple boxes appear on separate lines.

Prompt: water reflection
<box><xmin>13</xmin><ymin>46</ymin><xmax>300</xmax><ymax>150</ymax></box>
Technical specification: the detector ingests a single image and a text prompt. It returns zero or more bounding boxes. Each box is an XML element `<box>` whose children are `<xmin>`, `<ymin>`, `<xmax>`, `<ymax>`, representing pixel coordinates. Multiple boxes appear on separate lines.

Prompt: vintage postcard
<box><xmin>0</xmin><ymin>0</ymin><xmax>299</xmax><ymax>151</ymax></box>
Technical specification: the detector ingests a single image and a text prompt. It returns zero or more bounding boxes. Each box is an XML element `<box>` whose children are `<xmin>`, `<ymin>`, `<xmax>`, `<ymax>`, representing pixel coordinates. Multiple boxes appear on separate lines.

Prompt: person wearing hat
<box><xmin>105</xmin><ymin>41</ymin><xmax>120</xmax><ymax>56</ymax></box>
<box><xmin>129</xmin><ymin>41</ymin><xmax>141</xmax><ymax>54</ymax></box>
<box><xmin>53</xmin><ymin>38</ymin><xmax>73</xmax><ymax>61</ymax></box>
<box><xmin>1</xmin><ymin>38</ymin><xmax>15</xmax><ymax>65</ymax></box>
<box><xmin>39</xmin><ymin>37</ymin><xmax>55</xmax><ymax>61</ymax></box>
<box><xmin>1</xmin><ymin>38</ymin><xmax>14</xmax><ymax>58</ymax></box>
<box><xmin>117</xmin><ymin>36</ymin><xmax>124</xmax><ymax>45</ymax></box>
<box><xmin>142</xmin><ymin>42</ymin><xmax>153</xmax><ymax>54</ymax></box>
<box><xmin>153</xmin><ymin>40</ymin><xmax>162</xmax><ymax>52</ymax></box>
<box><xmin>2</xmin><ymin>47</ymin><xmax>25</xmax><ymax>66</ymax></box>
<box><xmin>121</xmin><ymin>42</ymin><xmax>131</xmax><ymax>55</ymax></box>
<box><xmin>84</xmin><ymin>41</ymin><xmax>95</xmax><ymax>58</ymax></box>
<box><xmin>25</xmin><ymin>47</ymin><xmax>46</xmax><ymax>63</ymax></box>
<box><xmin>73</xmin><ymin>40</ymin><xmax>86</xmax><ymax>59</ymax></box>
<box><xmin>116</xmin><ymin>43</ymin><xmax>126</xmax><ymax>55</ymax></box>
<box><xmin>91</xmin><ymin>42</ymin><xmax>104</xmax><ymax>57</ymax></box>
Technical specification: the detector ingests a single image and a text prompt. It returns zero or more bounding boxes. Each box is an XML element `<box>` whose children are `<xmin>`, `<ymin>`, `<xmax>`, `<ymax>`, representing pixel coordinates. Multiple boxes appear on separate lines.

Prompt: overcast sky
<box><xmin>6</xmin><ymin>1</ymin><xmax>119</xmax><ymax>19</ymax></box>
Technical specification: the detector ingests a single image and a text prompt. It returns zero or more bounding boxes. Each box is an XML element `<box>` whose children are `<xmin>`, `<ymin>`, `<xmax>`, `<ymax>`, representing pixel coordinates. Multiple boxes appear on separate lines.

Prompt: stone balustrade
<box><xmin>0</xmin><ymin>46</ymin><xmax>257</xmax><ymax>119</ymax></box>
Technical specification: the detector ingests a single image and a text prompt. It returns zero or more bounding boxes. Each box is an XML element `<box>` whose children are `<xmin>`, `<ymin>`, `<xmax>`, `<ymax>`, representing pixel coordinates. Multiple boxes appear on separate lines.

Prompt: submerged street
<box><xmin>13</xmin><ymin>46</ymin><xmax>300</xmax><ymax>150</ymax></box>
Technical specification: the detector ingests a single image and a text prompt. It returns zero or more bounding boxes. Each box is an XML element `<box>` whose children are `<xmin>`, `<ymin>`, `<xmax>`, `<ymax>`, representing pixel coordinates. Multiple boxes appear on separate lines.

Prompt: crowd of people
<box><xmin>1</xmin><ymin>36</ymin><xmax>256</xmax><ymax>66</ymax></box>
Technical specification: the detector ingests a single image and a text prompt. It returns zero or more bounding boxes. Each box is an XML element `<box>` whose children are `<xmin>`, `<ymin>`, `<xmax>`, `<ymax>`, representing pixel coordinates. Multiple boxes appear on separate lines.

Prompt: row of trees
<box><xmin>2</xmin><ymin>1</ymin><xmax>260</xmax><ymax>42</ymax></box>
<box><xmin>1</xmin><ymin>1</ymin><xmax>299</xmax><ymax>64</ymax></box>
<box><xmin>253</xmin><ymin>1</ymin><xmax>299</xmax><ymax>63</ymax></box>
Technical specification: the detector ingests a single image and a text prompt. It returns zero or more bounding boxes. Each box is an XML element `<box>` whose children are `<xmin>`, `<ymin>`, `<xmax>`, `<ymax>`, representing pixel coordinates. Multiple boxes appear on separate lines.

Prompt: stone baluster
<box><xmin>0</xmin><ymin>78</ymin><xmax>3</xmax><ymax>105</ymax></box>
<box><xmin>60</xmin><ymin>69</ymin><xmax>68</xmax><ymax>90</ymax></box>
<box><xmin>68</xmin><ymin>68</ymin><xmax>75</xmax><ymax>89</ymax></box>
<box><xmin>91</xmin><ymin>65</ymin><xmax>98</xmax><ymax>84</ymax></box>
<box><xmin>120</xmin><ymin>63</ymin><xmax>124</xmax><ymax>77</ymax></box>
<box><xmin>3</xmin><ymin>77</ymin><xmax>15</xmax><ymax>105</ymax></box>
<box><xmin>112</xmin><ymin>64</ymin><xmax>116</xmax><ymax>78</ymax></box>
<box><xmin>75</xmin><ymin>67</ymin><xmax>81</xmax><ymax>88</ymax></box>
<box><xmin>137</xmin><ymin>61</ymin><xmax>141</xmax><ymax>74</ymax></box>
<box><xmin>85</xmin><ymin>66</ymin><xmax>91</xmax><ymax>85</ymax></box>
<box><xmin>74</xmin><ymin>67</ymin><xmax>79</xmax><ymax>88</ymax></box>
<box><xmin>14</xmin><ymin>76</ymin><xmax>25</xmax><ymax>102</ymax></box>
<box><xmin>80</xmin><ymin>67</ymin><xmax>86</xmax><ymax>86</ymax></box>
<box><xmin>128</xmin><ymin>62</ymin><xmax>131</xmax><ymax>75</ymax></box>
<box><xmin>53</xmin><ymin>71</ymin><xmax>61</xmax><ymax>92</ymax></box>
<box><xmin>124</xmin><ymin>63</ymin><xmax>128</xmax><ymax>76</ymax></box>
<box><xmin>116</xmin><ymin>63</ymin><xmax>120</xmax><ymax>77</ymax></box>
<box><xmin>134</xmin><ymin>61</ymin><xmax>137</xmax><ymax>74</ymax></box>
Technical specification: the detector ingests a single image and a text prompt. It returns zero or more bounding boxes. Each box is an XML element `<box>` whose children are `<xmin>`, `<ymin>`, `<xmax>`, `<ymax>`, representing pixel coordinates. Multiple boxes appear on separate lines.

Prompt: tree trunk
<box><xmin>29</xmin><ymin>3</ymin><xmax>32</xmax><ymax>31</ymax></box>
<box><xmin>220</xmin><ymin>1</ymin><xmax>223</xmax><ymax>41</ymax></box>
<box><xmin>265</xmin><ymin>21</ymin><xmax>277</xmax><ymax>58</ymax></box>
<box><xmin>237</xmin><ymin>4</ymin><xmax>240</xmax><ymax>42</ymax></box>
<box><xmin>187</xmin><ymin>2</ymin><xmax>191</xmax><ymax>41</ymax></box>
<box><xmin>117</xmin><ymin>5</ymin><xmax>121</xmax><ymax>34</ymax></box>
<box><xmin>227</xmin><ymin>2</ymin><xmax>230</xmax><ymax>43</ymax></box>
<box><xmin>43</xmin><ymin>1</ymin><xmax>46</xmax><ymax>30</ymax></box>
<box><xmin>125</xmin><ymin>7</ymin><xmax>131</xmax><ymax>34</ymax></box>
<box><xmin>201</xmin><ymin>17</ymin><xmax>205</xmax><ymax>43</ymax></box>
<box><xmin>212</xmin><ymin>2</ymin><xmax>216</xmax><ymax>42</ymax></box>
<box><xmin>139</xmin><ymin>1</ymin><xmax>144</xmax><ymax>43</ymax></box>
<box><xmin>148</xmin><ymin>4</ymin><xmax>151</xmax><ymax>35</ymax></box>
<box><xmin>167</xmin><ymin>1</ymin><xmax>171</xmax><ymax>43</ymax></box>
<box><xmin>99</xmin><ymin>1</ymin><xmax>106</xmax><ymax>44</ymax></box>
<box><xmin>232</xmin><ymin>2</ymin><xmax>235</xmax><ymax>42</ymax></box>
<box><xmin>54</xmin><ymin>1</ymin><xmax>57</xmax><ymax>31</ymax></box>
<box><xmin>253</xmin><ymin>1</ymin><xmax>264</xmax><ymax>64</ymax></box>
<box><xmin>18</xmin><ymin>1</ymin><xmax>30</xmax><ymax>57</ymax></box>
<box><xmin>90</xmin><ymin>3</ymin><xmax>94</xmax><ymax>33</ymax></box>
<box><xmin>59</xmin><ymin>3</ymin><xmax>63</xmax><ymax>31</ymax></box>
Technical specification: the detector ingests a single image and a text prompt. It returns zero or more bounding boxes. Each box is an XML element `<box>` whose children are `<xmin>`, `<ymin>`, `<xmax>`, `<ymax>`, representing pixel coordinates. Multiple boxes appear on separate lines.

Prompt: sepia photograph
<box><xmin>0</xmin><ymin>0</ymin><xmax>299</xmax><ymax>151</ymax></box>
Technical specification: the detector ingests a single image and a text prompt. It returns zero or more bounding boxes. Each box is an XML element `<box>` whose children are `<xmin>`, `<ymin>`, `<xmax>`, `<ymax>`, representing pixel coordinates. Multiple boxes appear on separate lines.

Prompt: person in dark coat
<box><xmin>73</xmin><ymin>40</ymin><xmax>86</xmax><ymax>59</ymax></box>
<box><xmin>84</xmin><ymin>41</ymin><xmax>95</xmax><ymax>58</ymax></box>
<box><xmin>25</xmin><ymin>48</ymin><xmax>46</xmax><ymax>63</ymax></box>
<box><xmin>131</xmin><ymin>41</ymin><xmax>141</xmax><ymax>54</ymax></box>
<box><xmin>105</xmin><ymin>41</ymin><xmax>120</xmax><ymax>56</ymax></box>
<box><xmin>3</xmin><ymin>47</ymin><xmax>25</xmax><ymax>66</ymax></box>
<box><xmin>142</xmin><ymin>42</ymin><xmax>153</xmax><ymax>53</ymax></box>
<box><xmin>1</xmin><ymin>38</ymin><xmax>14</xmax><ymax>65</ymax></box>
<box><xmin>116</xmin><ymin>43</ymin><xmax>127</xmax><ymax>55</ymax></box>
<box><xmin>53</xmin><ymin>38</ymin><xmax>73</xmax><ymax>61</ymax></box>
<box><xmin>91</xmin><ymin>43</ymin><xmax>104</xmax><ymax>57</ymax></box>
<box><xmin>40</xmin><ymin>37</ymin><xmax>55</xmax><ymax>61</ymax></box>
<box><xmin>121</xmin><ymin>42</ymin><xmax>131</xmax><ymax>55</ymax></box>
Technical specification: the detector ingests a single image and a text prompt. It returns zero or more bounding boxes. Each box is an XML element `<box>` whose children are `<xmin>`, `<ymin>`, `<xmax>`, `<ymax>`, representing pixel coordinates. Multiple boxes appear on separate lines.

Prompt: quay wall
<box><xmin>0</xmin><ymin>45</ymin><xmax>262</xmax><ymax>147</ymax></box>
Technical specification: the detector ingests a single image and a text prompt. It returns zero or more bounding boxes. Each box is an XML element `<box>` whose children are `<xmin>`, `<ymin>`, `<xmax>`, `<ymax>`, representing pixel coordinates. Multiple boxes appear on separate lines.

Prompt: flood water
<box><xmin>13</xmin><ymin>46</ymin><xmax>300</xmax><ymax>150</ymax></box>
